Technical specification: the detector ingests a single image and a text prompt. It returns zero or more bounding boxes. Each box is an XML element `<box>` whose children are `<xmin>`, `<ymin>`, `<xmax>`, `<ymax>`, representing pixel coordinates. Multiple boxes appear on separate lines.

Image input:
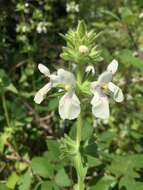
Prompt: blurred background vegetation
<box><xmin>0</xmin><ymin>0</ymin><xmax>143</xmax><ymax>190</ymax></box>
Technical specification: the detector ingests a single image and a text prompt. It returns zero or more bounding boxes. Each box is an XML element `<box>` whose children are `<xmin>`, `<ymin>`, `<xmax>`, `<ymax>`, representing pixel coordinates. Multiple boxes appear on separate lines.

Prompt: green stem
<box><xmin>76</xmin><ymin>114</ymin><xmax>82</xmax><ymax>147</ymax></box>
<box><xmin>74</xmin><ymin>114</ymin><xmax>85</xmax><ymax>190</ymax></box>
<box><xmin>2</xmin><ymin>93</ymin><xmax>10</xmax><ymax>127</ymax></box>
<box><xmin>74</xmin><ymin>64</ymin><xmax>85</xmax><ymax>190</ymax></box>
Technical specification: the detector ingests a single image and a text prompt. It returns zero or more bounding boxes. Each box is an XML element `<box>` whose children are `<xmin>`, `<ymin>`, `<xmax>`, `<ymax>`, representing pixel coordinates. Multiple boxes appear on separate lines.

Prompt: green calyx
<box><xmin>60</xmin><ymin>20</ymin><xmax>101</xmax><ymax>65</ymax></box>
<box><xmin>77</xmin><ymin>80</ymin><xmax>92</xmax><ymax>96</ymax></box>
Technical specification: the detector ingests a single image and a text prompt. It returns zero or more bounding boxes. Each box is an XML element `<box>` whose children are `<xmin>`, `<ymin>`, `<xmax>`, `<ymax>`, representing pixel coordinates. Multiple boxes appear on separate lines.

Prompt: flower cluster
<box><xmin>34</xmin><ymin>59</ymin><xmax>124</xmax><ymax>120</ymax></box>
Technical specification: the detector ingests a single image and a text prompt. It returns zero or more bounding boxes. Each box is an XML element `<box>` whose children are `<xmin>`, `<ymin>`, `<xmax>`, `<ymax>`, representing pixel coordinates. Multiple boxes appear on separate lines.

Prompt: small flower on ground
<box><xmin>90</xmin><ymin>59</ymin><xmax>124</xmax><ymax>119</ymax></box>
<box><xmin>34</xmin><ymin>64</ymin><xmax>80</xmax><ymax>120</ymax></box>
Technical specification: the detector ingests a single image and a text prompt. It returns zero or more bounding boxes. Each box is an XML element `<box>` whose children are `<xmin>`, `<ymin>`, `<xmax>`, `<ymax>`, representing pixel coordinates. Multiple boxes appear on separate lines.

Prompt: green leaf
<box><xmin>46</xmin><ymin>139</ymin><xmax>60</xmax><ymax>158</ymax></box>
<box><xmin>5</xmin><ymin>83</ymin><xmax>18</xmax><ymax>94</ymax></box>
<box><xmin>6</xmin><ymin>172</ymin><xmax>20</xmax><ymax>189</ymax></box>
<box><xmin>87</xmin><ymin>155</ymin><xmax>101</xmax><ymax>168</ymax></box>
<box><xmin>47</xmin><ymin>98</ymin><xmax>58</xmax><ymax>111</ymax></box>
<box><xmin>0</xmin><ymin>132</ymin><xmax>11</xmax><ymax>152</ymax></box>
<box><xmin>0</xmin><ymin>183</ymin><xmax>10</xmax><ymax>190</ymax></box>
<box><xmin>107</xmin><ymin>154</ymin><xmax>143</xmax><ymax>178</ymax></box>
<box><xmin>40</xmin><ymin>181</ymin><xmax>53</xmax><ymax>190</ymax></box>
<box><xmin>70</xmin><ymin>119</ymin><xmax>93</xmax><ymax>141</ymax></box>
<box><xmin>31</xmin><ymin>157</ymin><xmax>54</xmax><ymax>178</ymax></box>
<box><xmin>90</xmin><ymin>176</ymin><xmax>115</xmax><ymax>190</ymax></box>
<box><xmin>118</xmin><ymin>49</ymin><xmax>143</xmax><ymax>71</ymax></box>
<box><xmin>18</xmin><ymin>169</ymin><xmax>32</xmax><ymax>190</ymax></box>
<box><xmin>55</xmin><ymin>168</ymin><xmax>72</xmax><ymax>187</ymax></box>
<box><xmin>119</xmin><ymin>7</ymin><xmax>136</xmax><ymax>24</ymax></box>
<box><xmin>119</xmin><ymin>176</ymin><xmax>143</xmax><ymax>190</ymax></box>
<box><xmin>81</xmin><ymin>120</ymin><xmax>94</xmax><ymax>141</ymax></box>
<box><xmin>77</xmin><ymin>20</ymin><xmax>86</xmax><ymax>38</ymax></box>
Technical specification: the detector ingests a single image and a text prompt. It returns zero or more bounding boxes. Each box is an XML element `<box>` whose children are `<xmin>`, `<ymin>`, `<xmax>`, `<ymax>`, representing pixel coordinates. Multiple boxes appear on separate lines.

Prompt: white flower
<box><xmin>66</xmin><ymin>2</ymin><xmax>79</xmax><ymax>13</ymax></box>
<box><xmin>34</xmin><ymin>64</ymin><xmax>80</xmax><ymax>120</ymax></box>
<box><xmin>139</xmin><ymin>12</ymin><xmax>143</xmax><ymax>19</ymax></box>
<box><xmin>36</xmin><ymin>22</ymin><xmax>48</xmax><ymax>34</ymax></box>
<box><xmin>90</xmin><ymin>59</ymin><xmax>124</xmax><ymax>119</ymax></box>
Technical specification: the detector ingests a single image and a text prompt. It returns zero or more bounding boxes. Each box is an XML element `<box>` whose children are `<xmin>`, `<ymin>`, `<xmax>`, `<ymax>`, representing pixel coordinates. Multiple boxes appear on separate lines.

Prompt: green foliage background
<box><xmin>0</xmin><ymin>0</ymin><xmax>143</xmax><ymax>189</ymax></box>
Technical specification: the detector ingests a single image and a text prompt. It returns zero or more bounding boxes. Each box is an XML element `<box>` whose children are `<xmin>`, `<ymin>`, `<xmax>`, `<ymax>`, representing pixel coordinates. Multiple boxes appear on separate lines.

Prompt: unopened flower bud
<box><xmin>79</xmin><ymin>45</ymin><xmax>89</xmax><ymax>53</ymax></box>
<box><xmin>85</xmin><ymin>65</ymin><xmax>95</xmax><ymax>75</ymax></box>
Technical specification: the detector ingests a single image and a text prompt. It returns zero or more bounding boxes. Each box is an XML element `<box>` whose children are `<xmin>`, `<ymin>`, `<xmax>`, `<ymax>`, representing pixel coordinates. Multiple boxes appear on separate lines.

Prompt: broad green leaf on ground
<box><xmin>5</xmin><ymin>83</ymin><xmax>18</xmax><ymax>94</ymax></box>
<box><xmin>46</xmin><ymin>139</ymin><xmax>60</xmax><ymax>158</ymax></box>
<box><xmin>55</xmin><ymin>168</ymin><xmax>72</xmax><ymax>187</ymax></box>
<box><xmin>70</xmin><ymin>119</ymin><xmax>93</xmax><ymax>141</ymax></box>
<box><xmin>47</xmin><ymin>98</ymin><xmax>58</xmax><ymax>111</ymax></box>
<box><xmin>119</xmin><ymin>176</ymin><xmax>143</xmax><ymax>190</ymax></box>
<box><xmin>89</xmin><ymin>175</ymin><xmax>116</xmax><ymax>190</ymax></box>
<box><xmin>118</xmin><ymin>49</ymin><xmax>143</xmax><ymax>71</ymax></box>
<box><xmin>40</xmin><ymin>181</ymin><xmax>53</xmax><ymax>190</ymax></box>
<box><xmin>31</xmin><ymin>157</ymin><xmax>54</xmax><ymax>178</ymax></box>
<box><xmin>119</xmin><ymin>7</ymin><xmax>136</xmax><ymax>24</ymax></box>
<box><xmin>87</xmin><ymin>155</ymin><xmax>101</xmax><ymax>168</ymax></box>
<box><xmin>18</xmin><ymin>169</ymin><xmax>32</xmax><ymax>190</ymax></box>
<box><xmin>0</xmin><ymin>183</ymin><xmax>10</xmax><ymax>190</ymax></box>
<box><xmin>6</xmin><ymin>172</ymin><xmax>20</xmax><ymax>189</ymax></box>
<box><xmin>107</xmin><ymin>154</ymin><xmax>143</xmax><ymax>178</ymax></box>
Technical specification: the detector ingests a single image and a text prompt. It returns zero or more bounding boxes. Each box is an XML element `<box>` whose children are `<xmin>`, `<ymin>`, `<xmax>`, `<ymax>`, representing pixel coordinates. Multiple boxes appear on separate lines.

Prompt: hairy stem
<box><xmin>74</xmin><ymin>65</ymin><xmax>85</xmax><ymax>190</ymax></box>
<box><xmin>75</xmin><ymin>114</ymin><xmax>85</xmax><ymax>190</ymax></box>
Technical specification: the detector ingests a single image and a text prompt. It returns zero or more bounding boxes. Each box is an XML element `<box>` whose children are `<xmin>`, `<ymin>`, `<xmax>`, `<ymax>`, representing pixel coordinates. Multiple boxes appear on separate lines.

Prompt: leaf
<box><xmin>118</xmin><ymin>49</ymin><xmax>143</xmax><ymax>71</ymax></box>
<box><xmin>119</xmin><ymin>7</ymin><xmax>136</xmax><ymax>24</ymax></box>
<box><xmin>55</xmin><ymin>168</ymin><xmax>72</xmax><ymax>187</ymax></box>
<box><xmin>0</xmin><ymin>183</ymin><xmax>10</xmax><ymax>190</ymax></box>
<box><xmin>82</xmin><ymin>120</ymin><xmax>94</xmax><ymax>141</ymax></box>
<box><xmin>77</xmin><ymin>20</ymin><xmax>86</xmax><ymax>38</ymax></box>
<box><xmin>18</xmin><ymin>169</ymin><xmax>32</xmax><ymax>190</ymax></box>
<box><xmin>5</xmin><ymin>83</ymin><xmax>18</xmax><ymax>94</ymax></box>
<box><xmin>46</xmin><ymin>139</ymin><xmax>60</xmax><ymax>158</ymax></box>
<box><xmin>90</xmin><ymin>176</ymin><xmax>115</xmax><ymax>190</ymax></box>
<box><xmin>6</xmin><ymin>172</ymin><xmax>20</xmax><ymax>189</ymax></box>
<box><xmin>70</xmin><ymin>119</ymin><xmax>93</xmax><ymax>141</ymax></box>
<box><xmin>0</xmin><ymin>132</ymin><xmax>11</xmax><ymax>152</ymax></box>
<box><xmin>40</xmin><ymin>181</ymin><xmax>53</xmax><ymax>190</ymax></box>
<box><xmin>119</xmin><ymin>176</ymin><xmax>143</xmax><ymax>190</ymax></box>
<box><xmin>107</xmin><ymin>154</ymin><xmax>143</xmax><ymax>178</ymax></box>
<box><xmin>31</xmin><ymin>157</ymin><xmax>54</xmax><ymax>178</ymax></box>
<box><xmin>47</xmin><ymin>98</ymin><xmax>58</xmax><ymax>111</ymax></box>
<box><xmin>87</xmin><ymin>155</ymin><xmax>101</xmax><ymax>168</ymax></box>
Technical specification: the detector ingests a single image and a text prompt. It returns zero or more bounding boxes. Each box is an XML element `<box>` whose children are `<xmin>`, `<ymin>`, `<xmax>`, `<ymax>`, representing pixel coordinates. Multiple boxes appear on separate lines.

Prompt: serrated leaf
<box><xmin>0</xmin><ymin>183</ymin><xmax>10</xmax><ymax>190</ymax></box>
<box><xmin>118</xmin><ymin>49</ymin><xmax>143</xmax><ymax>71</ymax></box>
<box><xmin>6</xmin><ymin>172</ymin><xmax>20</xmax><ymax>189</ymax></box>
<box><xmin>18</xmin><ymin>169</ymin><xmax>32</xmax><ymax>190</ymax></box>
<box><xmin>31</xmin><ymin>157</ymin><xmax>54</xmax><ymax>178</ymax></box>
<box><xmin>46</xmin><ymin>139</ymin><xmax>60</xmax><ymax>158</ymax></box>
<box><xmin>87</xmin><ymin>155</ymin><xmax>101</xmax><ymax>168</ymax></box>
<box><xmin>55</xmin><ymin>168</ymin><xmax>72</xmax><ymax>187</ymax></box>
<box><xmin>119</xmin><ymin>176</ymin><xmax>143</xmax><ymax>190</ymax></box>
<box><xmin>40</xmin><ymin>181</ymin><xmax>53</xmax><ymax>190</ymax></box>
<box><xmin>77</xmin><ymin>20</ymin><xmax>86</xmax><ymax>38</ymax></box>
<box><xmin>107</xmin><ymin>154</ymin><xmax>143</xmax><ymax>178</ymax></box>
<box><xmin>47</xmin><ymin>98</ymin><xmax>58</xmax><ymax>111</ymax></box>
<box><xmin>90</xmin><ymin>176</ymin><xmax>115</xmax><ymax>190</ymax></box>
<box><xmin>5</xmin><ymin>83</ymin><xmax>18</xmax><ymax>94</ymax></box>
